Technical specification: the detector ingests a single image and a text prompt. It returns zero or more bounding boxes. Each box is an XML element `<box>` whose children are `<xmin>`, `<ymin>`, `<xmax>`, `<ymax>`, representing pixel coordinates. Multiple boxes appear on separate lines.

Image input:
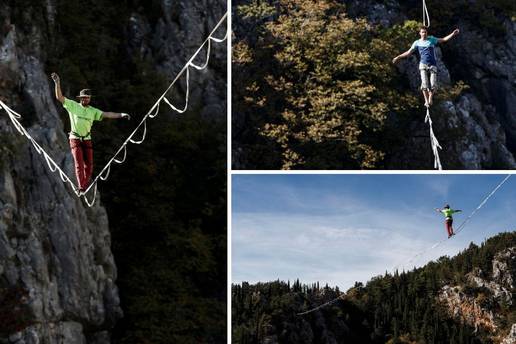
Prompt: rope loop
<box><xmin>425</xmin><ymin>108</ymin><xmax>442</xmax><ymax>170</ymax></box>
<box><xmin>113</xmin><ymin>145</ymin><xmax>127</xmax><ymax>164</ymax></box>
<box><xmin>164</xmin><ymin>67</ymin><xmax>190</xmax><ymax>114</ymax></box>
<box><xmin>190</xmin><ymin>39</ymin><xmax>212</xmax><ymax>70</ymax></box>
<box><xmin>422</xmin><ymin>0</ymin><xmax>430</xmax><ymax>27</ymax></box>
<box><xmin>149</xmin><ymin>102</ymin><xmax>160</xmax><ymax>119</ymax></box>
<box><xmin>99</xmin><ymin>164</ymin><xmax>111</xmax><ymax>181</ymax></box>
<box><xmin>129</xmin><ymin>121</ymin><xmax>147</xmax><ymax>144</ymax></box>
<box><xmin>83</xmin><ymin>183</ymin><xmax>98</xmax><ymax>208</ymax></box>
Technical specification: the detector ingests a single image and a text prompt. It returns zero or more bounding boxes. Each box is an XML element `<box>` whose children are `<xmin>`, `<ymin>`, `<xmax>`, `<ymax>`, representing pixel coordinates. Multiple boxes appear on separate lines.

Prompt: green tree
<box><xmin>233</xmin><ymin>0</ymin><xmax>418</xmax><ymax>169</ymax></box>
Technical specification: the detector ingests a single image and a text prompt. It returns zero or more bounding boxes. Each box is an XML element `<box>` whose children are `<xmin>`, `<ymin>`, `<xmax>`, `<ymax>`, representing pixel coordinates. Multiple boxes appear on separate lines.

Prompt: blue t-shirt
<box><xmin>410</xmin><ymin>36</ymin><xmax>439</xmax><ymax>66</ymax></box>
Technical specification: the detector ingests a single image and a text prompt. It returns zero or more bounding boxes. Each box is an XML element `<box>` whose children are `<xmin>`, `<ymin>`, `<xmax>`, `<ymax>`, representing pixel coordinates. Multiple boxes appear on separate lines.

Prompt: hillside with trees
<box><xmin>232</xmin><ymin>231</ymin><xmax>516</xmax><ymax>343</ymax></box>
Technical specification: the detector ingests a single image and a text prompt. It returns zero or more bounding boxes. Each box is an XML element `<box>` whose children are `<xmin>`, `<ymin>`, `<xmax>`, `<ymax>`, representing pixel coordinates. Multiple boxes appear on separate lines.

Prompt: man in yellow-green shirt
<box><xmin>435</xmin><ymin>204</ymin><xmax>462</xmax><ymax>238</ymax></box>
<box><xmin>51</xmin><ymin>73</ymin><xmax>131</xmax><ymax>193</ymax></box>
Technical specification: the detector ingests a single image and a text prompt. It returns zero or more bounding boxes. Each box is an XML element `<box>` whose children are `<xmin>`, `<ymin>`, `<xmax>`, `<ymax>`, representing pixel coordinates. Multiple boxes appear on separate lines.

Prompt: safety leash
<box><xmin>425</xmin><ymin>107</ymin><xmax>442</xmax><ymax>170</ymax></box>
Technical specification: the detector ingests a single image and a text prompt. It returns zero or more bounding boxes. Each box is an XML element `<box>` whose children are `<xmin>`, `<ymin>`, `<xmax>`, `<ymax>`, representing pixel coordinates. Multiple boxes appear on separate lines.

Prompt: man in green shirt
<box><xmin>435</xmin><ymin>204</ymin><xmax>462</xmax><ymax>238</ymax></box>
<box><xmin>51</xmin><ymin>73</ymin><xmax>131</xmax><ymax>193</ymax></box>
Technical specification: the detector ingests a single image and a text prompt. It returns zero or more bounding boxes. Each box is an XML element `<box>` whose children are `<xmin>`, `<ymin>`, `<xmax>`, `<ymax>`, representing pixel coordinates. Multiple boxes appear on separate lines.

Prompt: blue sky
<box><xmin>232</xmin><ymin>174</ymin><xmax>516</xmax><ymax>290</ymax></box>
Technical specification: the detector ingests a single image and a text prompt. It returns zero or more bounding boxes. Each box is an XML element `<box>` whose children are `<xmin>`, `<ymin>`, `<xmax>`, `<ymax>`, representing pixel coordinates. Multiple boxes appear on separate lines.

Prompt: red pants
<box><xmin>69</xmin><ymin>139</ymin><xmax>93</xmax><ymax>190</ymax></box>
<box><xmin>445</xmin><ymin>219</ymin><xmax>453</xmax><ymax>236</ymax></box>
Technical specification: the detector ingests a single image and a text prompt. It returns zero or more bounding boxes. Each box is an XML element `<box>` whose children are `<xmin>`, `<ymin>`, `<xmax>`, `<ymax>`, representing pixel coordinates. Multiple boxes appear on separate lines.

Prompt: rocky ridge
<box><xmin>438</xmin><ymin>247</ymin><xmax>516</xmax><ymax>343</ymax></box>
<box><xmin>345</xmin><ymin>0</ymin><xmax>516</xmax><ymax>169</ymax></box>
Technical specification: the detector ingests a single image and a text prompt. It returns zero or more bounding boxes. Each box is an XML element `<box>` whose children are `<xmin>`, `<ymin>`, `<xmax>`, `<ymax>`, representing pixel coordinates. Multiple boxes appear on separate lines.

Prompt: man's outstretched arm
<box><xmin>438</xmin><ymin>29</ymin><xmax>460</xmax><ymax>43</ymax></box>
<box><xmin>51</xmin><ymin>73</ymin><xmax>65</xmax><ymax>104</ymax></box>
<box><xmin>392</xmin><ymin>49</ymin><xmax>414</xmax><ymax>64</ymax></box>
<box><xmin>102</xmin><ymin>112</ymin><xmax>131</xmax><ymax>120</ymax></box>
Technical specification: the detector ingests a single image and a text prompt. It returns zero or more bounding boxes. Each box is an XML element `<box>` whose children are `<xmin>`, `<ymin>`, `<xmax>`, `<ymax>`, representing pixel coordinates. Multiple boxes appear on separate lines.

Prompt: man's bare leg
<box><xmin>422</xmin><ymin>89</ymin><xmax>430</xmax><ymax>107</ymax></box>
<box><xmin>428</xmin><ymin>90</ymin><xmax>434</xmax><ymax>106</ymax></box>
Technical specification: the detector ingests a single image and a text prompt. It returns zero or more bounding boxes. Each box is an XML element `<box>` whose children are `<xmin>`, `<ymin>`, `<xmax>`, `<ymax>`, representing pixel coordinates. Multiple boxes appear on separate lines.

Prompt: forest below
<box><xmin>233</xmin><ymin>232</ymin><xmax>516</xmax><ymax>343</ymax></box>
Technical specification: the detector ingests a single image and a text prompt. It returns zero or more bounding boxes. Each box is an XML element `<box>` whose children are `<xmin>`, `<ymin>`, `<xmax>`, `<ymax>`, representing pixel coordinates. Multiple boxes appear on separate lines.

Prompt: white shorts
<box><xmin>419</xmin><ymin>63</ymin><xmax>438</xmax><ymax>91</ymax></box>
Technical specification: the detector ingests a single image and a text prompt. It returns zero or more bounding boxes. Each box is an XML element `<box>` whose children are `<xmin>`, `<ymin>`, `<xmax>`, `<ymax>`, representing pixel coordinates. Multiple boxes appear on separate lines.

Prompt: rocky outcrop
<box><xmin>467</xmin><ymin>271</ymin><xmax>512</xmax><ymax>306</ymax></box>
<box><xmin>329</xmin><ymin>0</ymin><xmax>516</xmax><ymax>169</ymax></box>
<box><xmin>127</xmin><ymin>1</ymin><xmax>227</xmax><ymax>120</ymax></box>
<box><xmin>438</xmin><ymin>285</ymin><xmax>498</xmax><ymax>333</ymax></box>
<box><xmin>493</xmin><ymin>247</ymin><xmax>516</xmax><ymax>289</ymax></box>
<box><xmin>0</xmin><ymin>3</ymin><xmax>122</xmax><ymax>343</ymax></box>
<box><xmin>438</xmin><ymin>247</ymin><xmax>516</xmax><ymax>341</ymax></box>
<box><xmin>457</xmin><ymin>20</ymin><xmax>516</xmax><ymax>156</ymax></box>
<box><xmin>502</xmin><ymin>324</ymin><xmax>516</xmax><ymax>344</ymax></box>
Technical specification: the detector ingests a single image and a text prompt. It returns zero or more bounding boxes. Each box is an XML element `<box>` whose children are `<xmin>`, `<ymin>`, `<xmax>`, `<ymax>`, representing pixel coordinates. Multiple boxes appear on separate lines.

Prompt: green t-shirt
<box><xmin>441</xmin><ymin>208</ymin><xmax>459</xmax><ymax>219</ymax></box>
<box><xmin>63</xmin><ymin>98</ymin><xmax>103</xmax><ymax>140</ymax></box>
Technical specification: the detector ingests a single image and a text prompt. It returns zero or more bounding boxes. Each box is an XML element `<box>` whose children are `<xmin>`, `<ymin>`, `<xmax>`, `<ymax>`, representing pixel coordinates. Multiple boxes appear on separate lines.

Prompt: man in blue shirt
<box><xmin>393</xmin><ymin>26</ymin><xmax>460</xmax><ymax>107</ymax></box>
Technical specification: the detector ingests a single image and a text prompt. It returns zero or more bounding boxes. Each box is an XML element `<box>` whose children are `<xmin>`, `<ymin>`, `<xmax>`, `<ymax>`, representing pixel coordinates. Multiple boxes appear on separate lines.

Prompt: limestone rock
<box><xmin>493</xmin><ymin>247</ymin><xmax>516</xmax><ymax>289</ymax></box>
<box><xmin>502</xmin><ymin>324</ymin><xmax>516</xmax><ymax>344</ymax></box>
<box><xmin>0</xmin><ymin>2</ymin><xmax>122</xmax><ymax>342</ymax></box>
<box><xmin>438</xmin><ymin>247</ymin><xmax>516</xmax><ymax>341</ymax></box>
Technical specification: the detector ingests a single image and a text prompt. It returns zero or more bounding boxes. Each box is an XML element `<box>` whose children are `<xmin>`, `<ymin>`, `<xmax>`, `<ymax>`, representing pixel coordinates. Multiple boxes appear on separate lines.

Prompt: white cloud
<box><xmin>232</xmin><ymin>207</ymin><xmax>470</xmax><ymax>289</ymax></box>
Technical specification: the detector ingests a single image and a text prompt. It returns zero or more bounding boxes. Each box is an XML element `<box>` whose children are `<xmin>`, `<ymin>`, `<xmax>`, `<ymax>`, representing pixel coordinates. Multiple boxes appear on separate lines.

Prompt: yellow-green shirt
<box><xmin>441</xmin><ymin>208</ymin><xmax>459</xmax><ymax>219</ymax></box>
<box><xmin>63</xmin><ymin>98</ymin><xmax>103</xmax><ymax>140</ymax></box>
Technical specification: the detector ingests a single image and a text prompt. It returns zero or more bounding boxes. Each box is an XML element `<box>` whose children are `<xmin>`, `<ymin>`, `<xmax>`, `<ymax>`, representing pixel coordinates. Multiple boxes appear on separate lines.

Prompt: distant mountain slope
<box><xmin>232</xmin><ymin>231</ymin><xmax>516</xmax><ymax>343</ymax></box>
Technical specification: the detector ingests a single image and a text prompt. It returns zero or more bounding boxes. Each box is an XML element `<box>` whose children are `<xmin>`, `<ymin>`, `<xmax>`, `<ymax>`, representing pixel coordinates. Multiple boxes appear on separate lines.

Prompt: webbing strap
<box><xmin>425</xmin><ymin>107</ymin><xmax>442</xmax><ymax>170</ymax></box>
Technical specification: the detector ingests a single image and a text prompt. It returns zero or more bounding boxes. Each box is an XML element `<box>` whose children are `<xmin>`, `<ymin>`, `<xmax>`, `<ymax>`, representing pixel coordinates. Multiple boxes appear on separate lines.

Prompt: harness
<box><xmin>70</xmin><ymin>131</ymin><xmax>91</xmax><ymax>141</ymax></box>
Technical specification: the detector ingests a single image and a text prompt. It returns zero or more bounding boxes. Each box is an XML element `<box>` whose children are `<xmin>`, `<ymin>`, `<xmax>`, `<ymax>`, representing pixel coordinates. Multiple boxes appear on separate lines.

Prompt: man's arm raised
<box><xmin>438</xmin><ymin>29</ymin><xmax>460</xmax><ymax>44</ymax></box>
<box><xmin>51</xmin><ymin>73</ymin><xmax>65</xmax><ymax>104</ymax></box>
<box><xmin>392</xmin><ymin>49</ymin><xmax>414</xmax><ymax>64</ymax></box>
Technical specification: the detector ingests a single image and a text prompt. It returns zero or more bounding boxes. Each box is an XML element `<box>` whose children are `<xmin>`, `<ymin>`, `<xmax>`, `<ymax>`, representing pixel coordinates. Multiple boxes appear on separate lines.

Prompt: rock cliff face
<box><xmin>502</xmin><ymin>324</ymin><xmax>516</xmax><ymax>344</ymax></box>
<box><xmin>344</xmin><ymin>0</ymin><xmax>516</xmax><ymax>169</ymax></box>
<box><xmin>1</xmin><ymin>0</ymin><xmax>225</xmax><ymax>342</ymax></box>
<box><xmin>438</xmin><ymin>247</ymin><xmax>516</xmax><ymax>342</ymax></box>
<box><xmin>0</xmin><ymin>3</ymin><xmax>122</xmax><ymax>343</ymax></box>
<box><xmin>127</xmin><ymin>1</ymin><xmax>227</xmax><ymax>119</ymax></box>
